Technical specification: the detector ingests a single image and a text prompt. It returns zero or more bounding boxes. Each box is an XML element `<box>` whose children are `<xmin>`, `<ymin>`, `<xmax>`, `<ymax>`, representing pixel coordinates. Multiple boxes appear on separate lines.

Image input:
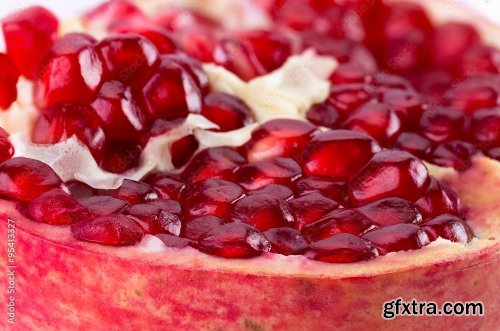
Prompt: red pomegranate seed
<box><xmin>156</xmin><ymin>234</ymin><xmax>193</xmax><ymax>248</ymax></box>
<box><xmin>430</xmin><ymin>140</ymin><xmax>478</xmax><ymax>171</ymax></box>
<box><xmin>114</xmin><ymin>24</ymin><xmax>178</xmax><ymax>55</ymax></box>
<box><xmin>330</xmin><ymin>63</ymin><xmax>368</xmax><ymax>85</ymax></box>
<box><xmin>294</xmin><ymin>176</ymin><xmax>349</xmax><ymax>205</ymax></box>
<box><xmin>362</xmin><ymin>223</ymin><xmax>430</xmax><ymax>255</ymax></box>
<box><xmin>0</xmin><ymin>128</ymin><xmax>14</xmax><ymax>163</ymax></box>
<box><xmin>380</xmin><ymin>88</ymin><xmax>424</xmax><ymax>124</ymax></box>
<box><xmin>104</xmin><ymin>179</ymin><xmax>158</xmax><ymax>204</ymax></box>
<box><xmin>431</xmin><ymin>22</ymin><xmax>480</xmax><ymax>68</ymax></box>
<box><xmin>240</xmin><ymin>119</ymin><xmax>317</xmax><ymax>162</ymax></box>
<box><xmin>306</xmin><ymin>104</ymin><xmax>342</xmax><ymax>129</ymax></box>
<box><xmin>419</xmin><ymin>107</ymin><xmax>464</xmax><ymax>143</ymax></box>
<box><xmin>487</xmin><ymin>147</ymin><xmax>500</xmax><ymax>161</ymax></box>
<box><xmin>302</xmin><ymin>130</ymin><xmax>381</xmax><ymax>180</ymax></box>
<box><xmin>85</xmin><ymin>0</ymin><xmax>145</xmax><ymax>31</ymax></box>
<box><xmin>301</xmin><ymin>209</ymin><xmax>373</xmax><ymax>243</ymax></box>
<box><xmin>177</xmin><ymin>28</ymin><xmax>217</xmax><ymax>63</ymax></box>
<box><xmin>325</xmin><ymin>84</ymin><xmax>374</xmax><ymax>118</ymax></box>
<box><xmin>92</xmin><ymin>81</ymin><xmax>147</xmax><ymax>142</ymax></box>
<box><xmin>370</xmin><ymin>72</ymin><xmax>413</xmax><ymax>91</ymax></box>
<box><xmin>235</xmin><ymin>157</ymin><xmax>301</xmax><ymax>190</ymax></box>
<box><xmin>414</xmin><ymin>177</ymin><xmax>461</xmax><ymax>220</ymax></box>
<box><xmin>183</xmin><ymin>215</ymin><xmax>225</xmax><ymax>241</ymax></box>
<box><xmin>79</xmin><ymin>195</ymin><xmax>128</xmax><ymax>215</ymax></box>
<box><xmin>182</xmin><ymin>147</ymin><xmax>245</xmax><ymax>184</ymax></box>
<box><xmin>422</xmin><ymin>214</ymin><xmax>473</xmax><ymax>244</ymax></box>
<box><xmin>71</xmin><ymin>214</ymin><xmax>144</xmax><ymax>246</ymax></box>
<box><xmin>247</xmin><ymin>184</ymin><xmax>294</xmax><ymax>201</ymax></box>
<box><xmin>350</xmin><ymin>150</ymin><xmax>430</xmax><ymax>205</ymax></box>
<box><xmin>27</xmin><ymin>189</ymin><xmax>91</xmax><ymax>225</ymax></box>
<box><xmin>270</xmin><ymin>0</ymin><xmax>316</xmax><ymax>31</ymax></box>
<box><xmin>470</xmin><ymin>107</ymin><xmax>500</xmax><ymax>148</ymax></box>
<box><xmin>0</xmin><ymin>54</ymin><xmax>20</xmax><ymax>109</ymax></box>
<box><xmin>182</xmin><ymin>179</ymin><xmax>242</xmax><ymax>203</ymax></box>
<box><xmin>156</xmin><ymin>7</ymin><xmax>217</xmax><ymax>32</ymax></box>
<box><xmin>304</xmin><ymin>233</ymin><xmax>379</xmax><ymax>263</ymax></box>
<box><xmin>0</xmin><ymin>157</ymin><xmax>64</xmax><ymax>201</ymax></box>
<box><xmin>202</xmin><ymin>93</ymin><xmax>253</xmax><ymax>132</ymax></box>
<box><xmin>127</xmin><ymin>202</ymin><xmax>182</xmax><ymax>235</ymax></box>
<box><xmin>170</xmin><ymin>135</ymin><xmax>199</xmax><ymax>168</ymax></box>
<box><xmin>198</xmin><ymin>222</ymin><xmax>271</xmax><ymax>258</ymax></box>
<box><xmin>263</xmin><ymin>227</ymin><xmax>308</xmax><ymax>256</ymax></box>
<box><xmin>445</xmin><ymin>82</ymin><xmax>498</xmax><ymax>113</ymax></box>
<box><xmin>142</xmin><ymin>173</ymin><xmax>185</xmax><ymax>200</ymax></box>
<box><xmin>96</xmin><ymin>34</ymin><xmax>159</xmax><ymax>83</ymax></box>
<box><xmin>288</xmin><ymin>192</ymin><xmax>340</xmax><ymax>229</ymax></box>
<box><xmin>164</xmin><ymin>54</ymin><xmax>210</xmax><ymax>94</ymax></box>
<box><xmin>99</xmin><ymin>140</ymin><xmax>142</xmax><ymax>173</ymax></box>
<box><xmin>183</xmin><ymin>180</ymin><xmax>244</xmax><ymax>221</ymax></box>
<box><xmin>355</xmin><ymin>197</ymin><xmax>422</xmax><ymax>226</ymax></box>
<box><xmin>139</xmin><ymin>55</ymin><xmax>202</xmax><ymax>120</ymax></box>
<box><xmin>67</xmin><ymin>181</ymin><xmax>95</xmax><ymax>199</ymax></box>
<box><xmin>393</xmin><ymin>132</ymin><xmax>432</xmax><ymax>158</ymax></box>
<box><xmin>231</xmin><ymin>194</ymin><xmax>294</xmax><ymax>231</ymax></box>
<box><xmin>1</xmin><ymin>6</ymin><xmax>59</xmax><ymax>78</ymax></box>
<box><xmin>459</xmin><ymin>45</ymin><xmax>500</xmax><ymax>78</ymax></box>
<box><xmin>344</xmin><ymin>101</ymin><xmax>402</xmax><ymax>144</ymax></box>
<box><xmin>34</xmin><ymin>33</ymin><xmax>103</xmax><ymax>108</ymax></box>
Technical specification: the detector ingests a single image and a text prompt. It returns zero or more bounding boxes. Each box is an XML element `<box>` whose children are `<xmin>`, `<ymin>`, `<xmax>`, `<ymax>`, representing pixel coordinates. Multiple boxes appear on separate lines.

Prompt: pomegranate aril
<box><xmin>183</xmin><ymin>215</ymin><xmax>225</xmax><ymax>241</ymax></box>
<box><xmin>325</xmin><ymin>84</ymin><xmax>374</xmax><ymax>118</ymax></box>
<box><xmin>422</xmin><ymin>214</ymin><xmax>473</xmax><ymax>244</ymax></box>
<box><xmin>104</xmin><ymin>179</ymin><xmax>158</xmax><ymax>204</ymax></box>
<box><xmin>487</xmin><ymin>147</ymin><xmax>500</xmax><ymax>161</ymax></box>
<box><xmin>71</xmin><ymin>214</ymin><xmax>144</xmax><ymax>246</ymax></box>
<box><xmin>350</xmin><ymin>150</ymin><xmax>430</xmax><ymax>205</ymax></box>
<box><xmin>355</xmin><ymin>197</ymin><xmax>422</xmax><ymax>227</ymax></box>
<box><xmin>459</xmin><ymin>45</ymin><xmax>500</xmax><ymax>78</ymax></box>
<box><xmin>127</xmin><ymin>202</ymin><xmax>182</xmax><ymax>235</ymax></box>
<box><xmin>0</xmin><ymin>54</ymin><xmax>20</xmax><ymax>109</ymax></box>
<box><xmin>330</xmin><ymin>63</ymin><xmax>368</xmax><ymax>85</ymax></box>
<box><xmin>156</xmin><ymin>234</ymin><xmax>193</xmax><ymax>249</ymax></box>
<box><xmin>393</xmin><ymin>132</ymin><xmax>432</xmax><ymax>158</ymax></box>
<box><xmin>182</xmin><ymin>147</ymin><xmax>245</xmax><ymax>184</ymax></box>
<box><xmin>431</xmin><ymin>22</ymin><xmax>480</xmax><ymax>68</ymax></box>
<box><xmin>301</xmin><ymin>209</ymin><xmax>373</xmax><ymax>243</ymax></box>
<box><xmin>431</xmin><ymin>140</ymin><xmax>478</xmax><ymax>171</ymax></box>
<box><xmin>198</xmin><ymin>222</ymin><xmax>271</xmax><ymax>258</ymax></box>
<box><xmin>362</xmin><ymin>223</ymin><xmax>430</xmax><ymax>255</ymax></box>
<box><xmin>85</xmin><ymin>0</ymin><xmax>145</xmax><ymax>32</ymax></box>
<box><xmin>235</xmin><ymin>157</ymin><xmax>301</xmax><ymax>191</ymax></box>
<box><xmin>288</xmin><ymin>192</ymin><xmax>339</xmax><ymax>229</ymax></box>
<box><xmin>248</xmin><ymin>184</ymin><xmax>294</xmax><ymax>201</ymax></box>
<box><xmin>27</xmin><ymin>189</ymin><xmax>91</xmax><ymax>225</ymax></box>
<box><xmin>177</xmin><ymin>28</ymin><xmax>217</xmax><ymax>63</ymax></box>
<box><xmin>302</xmin><ymin>130</ymin><xmax>381</xmax><ymax>180</ymax></box>
<box><xmin>170</xmin><ymin>135</ymin><xmax>199</xmax><ymax>168</ymax></box>
<box><xmin>306</xmin><ymin>104</ymin><xmax>342</xmax><ymax>129</ymax></box>
<box><xmin>470</xmin><ymin>107</ymin><xmax>500</xmax><ymax>148</ymax></box>
<box><xmin>214</xmin><ymin>37</ymin><xmax>266</xmax><ymax>81</ymax></box>
<box><xmin>34</xmin><ymin>33</ymin><xmax>103</xmax><ymax>108</ymax></box>
<box><xmin>142</xmin><ymin>173</ymin><xmax>185</xmax><ymax>200</ymax></box>
<box><xmin>304</xmin><ymin>233</ymin><xmax>379</xmax><ymax>263</ymax></box>
<box><xmin>0</xmin><ymin>157</ymin><xmax>64</xmax><ymax>201</ymax></box>
<box><xmin>79</xmin><ymin>195</ymin><xmax>128</xmax><ymax>216</ymax></box>
<box><xmin>294</xmin><ymin>176</ymin><xmax>349</xmax><ymax>205</ymax></box>
<box><xmin>164</xmin><ymin>54</ymin><xmax>210</xmax><ymax>94</ymax></box>
<box><xmin>0</xmin><ymin>128</ymin><xmax>14</xmax><ymax>163</ymax></box>
<box><xmin>419</xmin><ymin>108</ymin><xmax>464</xmax><ymax>143</ymax></box>
<box><xmin>240</xmin><ymin>119</ymin><xmax>317</xmax><ymax>162</ymax></box>
<box><xmin>100</xmin><ymin>140</ymin><xmax>142</xmax><ymax>173</ymax></box>
<box><xmin>414</xmin><ymin>177</ymin><xmax>461</xmax><ymax>220</ymax></box>
<box><xmin>67</xmin><ymin>181</ymin><xmax>95</xmax><ymax>199</ymax></box>
<box><xmin>370</xmin><ymin>72</ymin><xmax>413</xmax><ymax>91</ymax></box>
<box><xmin>202</xmin><ymin>93</ymin><xmax>253</xmax><ymax>132</ymax></box>
<box><xmin>1</xmin><ymin>6</ymin><xmax>59</xmax><ymax>78</ymax></box>
<box><xmin>380</xmin><ymin>88</ymin><xmax>424</xmax><ymax>124</ymax></box>
<box><xmin>263</xmin><ymin>227</ymin><xmax>308</xmax><ymax>256</ymax></box>
<box><xmin>156</xmin><ymin>7</ymin><xmax>217</xmax><ymax>32</ymax></box>
<box><xmin>444</xmin><ymin>82</ymin><xmax>498</xmax><ymax>113</ymax></box>
<box><xmin>114</xmin><ymin>24</ymin><xmax>178</xmax><ymax>55</ymax></box>
<box><xmin>231</xmin><ymin>194</ymin><xmax>294</xmax><ymax>231</ymax></box>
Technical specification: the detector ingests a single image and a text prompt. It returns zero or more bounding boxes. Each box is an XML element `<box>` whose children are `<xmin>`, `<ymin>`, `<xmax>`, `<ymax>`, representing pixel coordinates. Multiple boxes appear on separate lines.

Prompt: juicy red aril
<box><xmin>198</xmin><ymin>222</ymin><xmax>271</xmax><ymax>258</ymax></box>
<box><xmin>325</xmin><ymin>84</ymin><xmax>374</xmax><ymax>118</ymax></box>
<box><xmin>170</xmin><ymin>135</ymin><xmax>199</xmax><ymax>168</ymax></box>
<box><xmin>470</xmin><ymin>107</ymin><xmax>500</xmax><ymax>148</ymax></box>
<box><xmin>263</xmin><ymin>227</ymin><xmax>308</xmax><ymax>256</ymax></box>
<box><xmin>306</xmin><ymin>104</ymin><xmax>342</xmax><ymax>129</ymax></box>
<box><xmin>139</xmin><ymin>55</ymin><xmax>202</xmax><ymax>121</ymax></box>
<box><xmin>350</xmin><ymin>150</ymin><xmax>430</xmax><ymax>205</ymax></box>
<box><xmin>301</xmin><ymin>209</ymin><xmax>373</xmax><ymax>243</ymax></box>
<box><xmin>202</xmin><ymin>93</ymin><xmax>253</xmax><ymax>132</ymax></box>
<box><xmin>126</xmin><ymin>202</ymin><xmax>182</xmax><ymax>235</ymax></box>
<box><xmin>27</xmin><ymin>189</ymin><xmax>91</xmax><ymax>225</ymax></box>
<box><xmin>240</xmin><ymin>119</ymin><xmax>317</xmax><ymax>162</ymax></box>
<box><xmin>302</xmin><ymin>130</ymin><xmax>381</xmax><ymax>180</ymax></box>
<box><xmin>0</xmin><ymin>54</ymin><xmax>20</xmax><ymax>109</ymax></box>
<box><xmin>182</xmin><ymin>179</ymin><xmax>241</xmax><ymax>202</ymax></box>
<box><xmin>96</xmin><ymin>34</ymin><xmax>159</xmax><ymax>83</ymax></box>
<box><xmin>34</xmin><ymin>33</ymin><xmax>103</xmax><ymax>108</ymax></box>
<box><xmin>183</xmin><ymin>181</ymin><xmax>244</xmax><ymax>221</ymax></box>
<box><xmin>344</xmin><ymin>101</ymin><xmax>402</xmax><ymax>145</ymax></box>
<box><xmin>71</xmin><ymin>214</ymin><xmax>144</xmax><ymax>246</ymax></box>
<box><xmin>247</xmin><ymin>184</ymin><xmax>294</xmax><ymax>201</ymax></box>
<box><xmin>183</xmin><ymin>215</ymin><xmax>225</xmax><ymax>241</ymax></box>
<box><xmin>104</xmin><ymin>179</ymin><xmax>158</xmax><ymax>204</ymax></box>
<box><xmin>156</xmin><ymin>7</ymin><xmax>217</xmax><ymax>32</ymax></box>
<box><xmin>422</xmin><ymin>214</ymin><xmax>473</xmax><ymax>244</ymax></box>
<box><xmin>294</xmin><ymin>176</ymin><xmax>349</xmax><ymax>205</ymax></box>
<box><xmin>393</xmin><ymin>132</ymin><xmax>432</xmax><ymax>158</ymax></box>
<box><xmin>231</xmin><ymin>194</ymin><xmax>294</xmax><ymax>231</ymax></box>
<box><xmin>1</xmin><ymin>6</ymin><xmax>59</xmax><ymax>78</ymax></box>
<box><xmin>78</xmin><ymin>196</ymin><xmax>128</xmax><ymax>215</ymax></box>
<box><xmin>444</xmin><ymin>82</ymin><xmax>498</xmax><ymax>113</ymax></box>
<box><xmin>235</xmin><ymin>157</ymin><xmax>301</xmax><ymax>190</ymax></box>
<box><xmin>431</xmin><ymin>22</ymin><xmax>480</xmax><ymax>68</ymax></box>
<box><xmin>164</xmin><ymin>54</ymin><xmax>210</xmax><ymax>94</ymax></box>
<box><xmin>488</xmin><ymin>147</ymin><xmax>500</xmax><ymax>160</ymax></box>
<box><xmin>214</xmin><ymin>37</ymin><xmax>266</xmax><ymax>81</ymax></box>
<box><xmin>459</xmin><ymin>45</ymin><xmax>500</xmax><ymax>78</ymax></box>
<box><xmin>92</xmin><ymin>80</ymin><xmax>147</xmax><ymax>142</ymax></box>
<box><xmin>370</xmin><ymin>72</ymin><xmax>413</xmax><ymax>91</ymax></box>
<box><xmin>182</xmin><ymin>147</ymin><xmax>245</xmax><ymax>184</ymax></box>
<box><xmin>142</xmin><ymin>173</ymin><xmax>185</xmax><ymax>200</ymax></box>
<box><xmin>380</xmin><ymin>89</ymin><xmax>424</xmax><ymax>124</ymax></box>
<box><xmin>114</xmin><ymin>25</ymin><xmax>178</xmax><ymax>55</ymax></box>
<box><xmin>288</xmin><ymin>192</ymin><xmax>339</xmax><ymax>229</ymax></box>
<box><xmin>0</xmin><ymin>157</ymin><xmax>64</xmax><ymax>201</ymax></box>
<box><xmin>330</xmin><ymin>63</ymin><xmax>368</xmax><ymax>85</ymax></box>
<box><xmin>156</xmin><ymin>234</ymin><xmax>193</xmax><ymax>249</ymax></box>
<box><xmin>85</xmin><ymin>0</ymin><xmax>145</xmax><ymax>32</ymax></box>
<box><xmin>362</xmin><ymin>224</ymin><xmax>430</xmax><ymax>255</ymax></box>
<box><xmin>66</xmin><ymin>181</ymin><xmax>95</xmax><ymax>199</ymax></box>
<box><xmin>0</xmin><ymin>128</ymin><xmax>14</xmax><ymax>163</ymax></box>
<box><xmin>414</xmin><ymin>177</ymin><xmax>461</xmax><ymax>220</ymax></box>
<box><xmin>355</xmin><ymin>197</ymin><xmax>422</xmax><ymax>226</ymax></box>
<box><xmin>430</xmin><ymin>140</ymin><xmax>478</xmax><ymax>171</ymax></box>
<box><xmin>177</xmin><ymin>28</ymin><xmax>217</xmax><ymax>63</ymax></box>
<box><xmin>100</xmin><ymin>140</ymin><xmax>142</xmax><ymax>173</ymax></box>
<box><xmin>305</xmin><ymin>233</ymin><xmax>379</xmax><ymax>263</ymax></box>
<box><xmin>419</xmin><ymin>108</ymin><xmax>464</xmax><ymax>143</ymax></box>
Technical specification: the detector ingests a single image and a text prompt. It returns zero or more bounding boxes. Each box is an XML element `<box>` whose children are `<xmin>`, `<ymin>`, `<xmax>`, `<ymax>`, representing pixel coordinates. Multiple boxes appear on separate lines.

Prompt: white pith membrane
<box><xmin>0</xmin><ymin>0</ymin><xmax>498</xmax><ymax>271</ymax></box>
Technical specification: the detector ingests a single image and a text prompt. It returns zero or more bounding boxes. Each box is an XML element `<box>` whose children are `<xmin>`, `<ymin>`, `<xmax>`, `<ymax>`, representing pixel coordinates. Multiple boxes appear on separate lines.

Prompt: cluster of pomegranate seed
<box><xmin>0</xmin><ymin>119</ymin><xmax>473</xmax><ymax>263</ymax></box>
